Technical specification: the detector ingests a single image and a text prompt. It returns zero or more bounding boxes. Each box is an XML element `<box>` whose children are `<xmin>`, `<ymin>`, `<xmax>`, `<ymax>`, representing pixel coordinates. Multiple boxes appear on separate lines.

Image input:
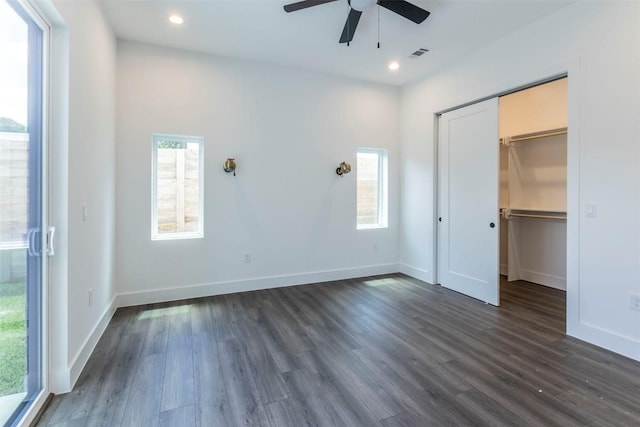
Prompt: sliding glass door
<box><xmin>0</xmin><ymin>0</ymin><xmax>46</xmax><ymax>425</ymax></box>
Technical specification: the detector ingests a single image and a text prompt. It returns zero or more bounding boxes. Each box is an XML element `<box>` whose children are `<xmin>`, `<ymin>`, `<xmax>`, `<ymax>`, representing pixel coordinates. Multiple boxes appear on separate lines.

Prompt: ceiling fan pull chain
<box><xmin>377</xmin><ymin>4</ymin><xmax>380</xmax><ymax>48</ymax></box>
<box><xmin>347</xmin><ymin>0</ymin><xmax>351</xmax><ymax>47</ymax></box>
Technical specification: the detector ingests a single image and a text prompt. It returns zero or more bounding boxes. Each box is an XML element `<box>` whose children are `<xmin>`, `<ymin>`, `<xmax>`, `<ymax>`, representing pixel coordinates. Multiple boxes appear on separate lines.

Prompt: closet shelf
<box><xmin>501</xmin><ymin>127</ymin><xmax>567</xmax><ymax>145</ymax></box>
<box><xmin>500</xmin><ymin>208</ymin><xmax>566</xmax><ymax>221</ymax></box>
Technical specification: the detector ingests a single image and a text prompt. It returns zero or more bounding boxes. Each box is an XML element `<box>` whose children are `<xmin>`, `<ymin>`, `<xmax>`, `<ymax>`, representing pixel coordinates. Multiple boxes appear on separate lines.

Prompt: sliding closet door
<box><xmin>437</xmin><ymin>98</ymin><xmax>499</xmax><ymax>306</ymax></box>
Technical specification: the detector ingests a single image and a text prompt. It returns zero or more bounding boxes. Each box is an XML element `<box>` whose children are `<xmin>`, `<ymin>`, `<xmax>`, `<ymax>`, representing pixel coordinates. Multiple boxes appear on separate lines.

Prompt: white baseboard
<box><xmin>568</xmin><ymin>321</ymin><xmax>640</xmax><ymax>362</ymax></box>
<box><xmin>59</xmin><ymin>265</ymin><xmax>398</xmax><ymax>392</ymax></box>
<box><xmin>520</xmin><ymin>268</ymin><xmax>566</xmax><ymax>290</ymax></box>
<box><xmin>116</xmin><ymin>263</ymin><xmax>400</xmax><ymax>307</ymax></box>
<box><xmin>398</xmin><ymin>263</ymin><xmax>433</xmax><ymax>284</ymax></box>
<box><xmin>57</xmin><ymin>262</ymin><xmax>639</xmax><ymax>400</ymax></box>
<box><xmin>65</xmin><ymin>296</ymin><xmax>117</xmax><ymax>392</ymax></box>
<box><xmin>50</xmin><ymin>368</ymin><xmax>71</xmax><ymax>395</ymax></box>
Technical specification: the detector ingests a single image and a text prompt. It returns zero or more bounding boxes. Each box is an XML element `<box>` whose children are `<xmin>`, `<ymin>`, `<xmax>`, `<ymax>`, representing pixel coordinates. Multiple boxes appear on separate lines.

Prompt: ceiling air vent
<box><xmin>409</xmin><ymin>48</ymin><xmax>429</xmax><ymax>59</ymax></box>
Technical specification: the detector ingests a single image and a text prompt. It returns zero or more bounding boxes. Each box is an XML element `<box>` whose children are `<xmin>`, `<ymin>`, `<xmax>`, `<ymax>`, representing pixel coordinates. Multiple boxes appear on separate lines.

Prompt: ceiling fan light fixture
<box><xmin>283</xmin><ymin>0</ymin><xmax>429</xmax><ymax>44</ymax></box>
<box><xmin>388</xmin><ymin>61</ymin><xmax>400</xmax><ymax>71</ymax></box>
<box><xmin>169</xmin><ymin>14</ymin><xmax>184</xmax><ymax>25</ymax></box>
<box><xmin>349</xmin><ymin>0</ymin><xmax>370</xmax><ymax>12</ymax></box>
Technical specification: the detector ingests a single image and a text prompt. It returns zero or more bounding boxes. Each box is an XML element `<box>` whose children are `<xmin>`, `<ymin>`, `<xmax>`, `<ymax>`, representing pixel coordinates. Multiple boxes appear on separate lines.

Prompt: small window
<box><xmin>152</xmin><ymin>134</ymin><xmax>203</xmax><ymax>240</ymax></box>
<box><xmin>357</xmin><ymin>148</ymin><xmax>388</xmax><ymax>229</ymax></box>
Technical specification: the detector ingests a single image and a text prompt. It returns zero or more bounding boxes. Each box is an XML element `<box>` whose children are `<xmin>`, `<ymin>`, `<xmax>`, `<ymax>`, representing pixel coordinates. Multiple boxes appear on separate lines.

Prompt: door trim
<box><xmin>432</xmin><ymin>73</ymin><xmax>568</xmax><ymax>308</ymax></box>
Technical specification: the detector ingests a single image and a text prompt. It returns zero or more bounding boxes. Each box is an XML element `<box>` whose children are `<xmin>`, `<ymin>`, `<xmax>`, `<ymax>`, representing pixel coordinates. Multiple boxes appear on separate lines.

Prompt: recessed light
<box><xmin>169</xmin><ymin>15</ymin><xmax>184</xmax><ymax>25</ymax></box>
<box><xmin>388</xmin><ymin>61</ymin><xmax>400</xmax><ymax>71</ymax></box>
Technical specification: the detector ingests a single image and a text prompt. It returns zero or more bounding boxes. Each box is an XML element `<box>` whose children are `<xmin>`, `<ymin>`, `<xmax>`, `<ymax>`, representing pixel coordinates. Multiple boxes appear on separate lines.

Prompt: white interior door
<box><xmin>437</xmin><ymin>98</ymin><xmax>500</xmax><ymax>306</ymax></box>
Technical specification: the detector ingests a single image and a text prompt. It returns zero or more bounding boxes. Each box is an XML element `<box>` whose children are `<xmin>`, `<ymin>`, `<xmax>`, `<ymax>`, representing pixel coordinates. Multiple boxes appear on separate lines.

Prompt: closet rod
<box><xmin>508</xmin><ymin>213</ymin><xmax>566</xmax><ymax>220</ymax></box>
<box><xmin>508</xmin><ymin>127</ymin><xmax>568</xmax><ymax>143</ymax></box>
<box><xmin>500</xmin><ymin>208</ymin><xmax>566</xmax><ymax>220</ymax></box>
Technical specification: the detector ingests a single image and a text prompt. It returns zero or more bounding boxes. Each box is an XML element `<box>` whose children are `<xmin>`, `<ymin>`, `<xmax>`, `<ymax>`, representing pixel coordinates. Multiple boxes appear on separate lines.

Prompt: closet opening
<box><xmin>498</xmin><ymin>77</ymin><xmax>568</xmax><ymax>315</ymax></box>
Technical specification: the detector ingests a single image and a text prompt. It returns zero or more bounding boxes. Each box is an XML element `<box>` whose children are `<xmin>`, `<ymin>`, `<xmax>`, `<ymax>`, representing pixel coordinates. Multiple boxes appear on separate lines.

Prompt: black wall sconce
<box><xmin>223</xmin><ymin>158</ymin><xmax>237</xmax><ymax>176</ymax></box>
<box><xmin>336</xmin><ymin>161</ymin><xmax>351</xmax><ymax>176</ymax></box>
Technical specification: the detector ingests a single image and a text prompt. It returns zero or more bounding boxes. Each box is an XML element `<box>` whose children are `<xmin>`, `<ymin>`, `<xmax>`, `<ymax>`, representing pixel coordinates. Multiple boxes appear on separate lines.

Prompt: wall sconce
<box><xmin>223</xmin><ymin>158</ymin><xmax>236</xmax><ymax>176</ymax></box>
<box><xmin>336</xmin><ymin>161</ymin><xmax>351</xmax><ymax>176</ymax></box>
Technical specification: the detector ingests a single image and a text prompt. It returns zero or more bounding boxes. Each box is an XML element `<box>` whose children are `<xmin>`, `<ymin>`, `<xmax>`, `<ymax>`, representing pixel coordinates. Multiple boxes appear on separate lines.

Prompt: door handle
<box><xmin>46</xmin><ymin>226</ymin><xmax>56</xmax><ymax>256</ymax></box>
<box><xmin>27</xmin><ymin>227</ymin><xmax>40</xmax><ymax>256</ymax></box>
<box><xmin>489</xmin><ymin>222</ymin><xmax>495</xmax><ymax>228</ymax></box>
<box><xmin>438</xmin><ymin>217</ymin><xmax>442</xmax><ymax>222</ymax></box>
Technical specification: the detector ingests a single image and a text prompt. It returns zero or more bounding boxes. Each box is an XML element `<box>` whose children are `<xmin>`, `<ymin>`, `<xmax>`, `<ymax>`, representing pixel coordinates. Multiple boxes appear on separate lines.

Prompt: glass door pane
<box><xmin>0</xmin><ymin>0</ymin><xmax>44</xmax><ymax>425</ymax></box>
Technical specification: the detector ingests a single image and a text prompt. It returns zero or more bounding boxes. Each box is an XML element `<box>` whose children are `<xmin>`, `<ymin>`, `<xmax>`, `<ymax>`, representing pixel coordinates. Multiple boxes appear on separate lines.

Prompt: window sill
<box><xmin>357</xmin><ymin>224</ymin><xmax>388</xmax><ymax>230</ymax></box>
<box><xmin>152</xmin><ymin>232</ymin><xmax>203</xmax><ymax>241</ymax></box>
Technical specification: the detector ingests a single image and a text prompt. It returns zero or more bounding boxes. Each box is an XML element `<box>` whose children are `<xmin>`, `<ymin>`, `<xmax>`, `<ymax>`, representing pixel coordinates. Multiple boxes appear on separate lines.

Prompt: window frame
<box><xmin>151</xmin><ymin>133</ymin><xmax>204</xmax><ymax>240</ymax></box>
<box><xmin>356</xmin><ymin>147</ymin><xmax>388</xmax><ymax>230</ymax></box>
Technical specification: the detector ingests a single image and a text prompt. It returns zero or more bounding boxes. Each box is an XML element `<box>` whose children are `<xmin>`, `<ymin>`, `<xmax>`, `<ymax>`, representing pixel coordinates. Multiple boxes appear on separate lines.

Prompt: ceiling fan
<box><xmin>283</xmin><ymin>0</ymin><xmax>430</xmax><ymax>44</ymax></box>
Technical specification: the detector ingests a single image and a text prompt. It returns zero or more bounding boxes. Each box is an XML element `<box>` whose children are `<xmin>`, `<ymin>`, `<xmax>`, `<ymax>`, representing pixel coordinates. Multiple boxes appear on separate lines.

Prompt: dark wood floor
<box><xmin>36</xmin><ymin>274</ymin><xmax>640</xmax><ymax>427</ymax></box>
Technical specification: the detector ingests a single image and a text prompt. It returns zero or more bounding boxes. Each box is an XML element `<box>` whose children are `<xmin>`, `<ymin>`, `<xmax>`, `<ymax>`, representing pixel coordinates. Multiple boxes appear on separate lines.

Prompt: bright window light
<box><xmin>151</xmin><ymin>134</ymin><xmax>204</xmax><ymax>240</ymax></box>
<box><xmin>169</xmin><ymin>15</ymin><xmax>184</xmax><ymax>25</ymax></box>
<box><xmin>357</xmin><ymin>148</ymin><xmax>388</xmax><ymax>229</ymax></box>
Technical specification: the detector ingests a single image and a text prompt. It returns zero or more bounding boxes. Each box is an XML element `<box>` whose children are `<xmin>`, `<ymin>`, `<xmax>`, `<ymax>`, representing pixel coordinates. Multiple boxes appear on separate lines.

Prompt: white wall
<box><xmin>116</xmin><ymin>42</ymin><xmax>400</xmax><ymax>304</ymax></box>
<box><xmin>48</xmin><ymin>0</ymin><xmax>117</xmax><ymax>392</ymax></box>
<box><xmin>400</xmin><ymin>1</ymin><xmax>640</xmax><ymax>360</ymax></box>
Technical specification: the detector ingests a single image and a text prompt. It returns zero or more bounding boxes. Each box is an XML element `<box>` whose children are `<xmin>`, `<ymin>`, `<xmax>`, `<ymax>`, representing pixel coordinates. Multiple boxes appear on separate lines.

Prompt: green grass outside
<box><xmin>0</xmin><ymin>281</ymin><xmax>26</xmax><ymax>396</ymax></box>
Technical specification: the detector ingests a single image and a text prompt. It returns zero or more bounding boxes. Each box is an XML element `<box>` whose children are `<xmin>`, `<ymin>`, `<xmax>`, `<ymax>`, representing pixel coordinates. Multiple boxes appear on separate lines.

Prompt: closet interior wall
<box><xmin>499</xmin><ymin>78</ymin><xmax>568</xmax><ymax>290</ymax></box>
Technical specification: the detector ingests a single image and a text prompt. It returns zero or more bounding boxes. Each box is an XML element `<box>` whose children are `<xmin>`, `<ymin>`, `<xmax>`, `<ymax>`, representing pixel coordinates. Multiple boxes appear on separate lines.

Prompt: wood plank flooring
<box><xmin>36</xmin><ymin>274</ymin><xmax>640</xmax><ymax>426</ymax></box>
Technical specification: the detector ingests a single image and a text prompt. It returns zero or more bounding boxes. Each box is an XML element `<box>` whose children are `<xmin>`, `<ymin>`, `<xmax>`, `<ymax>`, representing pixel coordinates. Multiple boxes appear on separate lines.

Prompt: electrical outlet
<box><xmin>244</xmin><ymin>253</ymin><xmax>252</xmax><ymax>264</ymax></box>
<box><xmin>631</xmin><ymin>294</ymin><xmax>640</xmax><ymax>312</ymax></box>
<box><xmin>88</xmin><ymin>288</ymin><xmax>93</xmax><ymax>307</ymax></box>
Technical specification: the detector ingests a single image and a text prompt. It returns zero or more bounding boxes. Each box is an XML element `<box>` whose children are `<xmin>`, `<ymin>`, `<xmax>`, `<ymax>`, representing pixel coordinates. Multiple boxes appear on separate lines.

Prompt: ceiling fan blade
<box><xmin>283</xmin><ymin>0</ymin><xmax>338</xmax><ymax>13</ymax></box>
<box><xmin>377</xmin><ymin>0</ymin><xmax>430</xmax><ymax>24</ymax></box>
<box><xmin>339</xmin><ymin>8</ymin><xmax>362</xmax><ymax>44</ymax></box>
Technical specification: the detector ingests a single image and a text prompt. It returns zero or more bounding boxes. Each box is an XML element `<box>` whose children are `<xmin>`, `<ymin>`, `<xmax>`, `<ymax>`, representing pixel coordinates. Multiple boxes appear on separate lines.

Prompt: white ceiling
<box><xmin>99</xmin><ymin>0</ymin><xmax>573</xmax><ymax>86</ymax></box>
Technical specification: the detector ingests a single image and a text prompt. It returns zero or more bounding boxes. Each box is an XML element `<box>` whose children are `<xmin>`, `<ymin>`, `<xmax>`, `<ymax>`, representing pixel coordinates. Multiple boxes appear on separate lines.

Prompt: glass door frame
<box><xmin>3</xmin><ymin>0</ymin><xmax>50</xmax><ymax>425</ymax></box>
